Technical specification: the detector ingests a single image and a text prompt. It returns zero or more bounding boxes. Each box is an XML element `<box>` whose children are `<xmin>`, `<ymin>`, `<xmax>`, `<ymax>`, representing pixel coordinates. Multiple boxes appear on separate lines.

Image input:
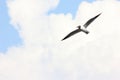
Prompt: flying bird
<box><xmin>61</xmin><ymin>13</ymin><xmax>101</xmax><ymax>41</ymax></box>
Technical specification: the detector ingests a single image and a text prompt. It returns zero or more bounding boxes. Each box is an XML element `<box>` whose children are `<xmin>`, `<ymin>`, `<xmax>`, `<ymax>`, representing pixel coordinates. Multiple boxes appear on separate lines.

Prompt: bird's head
<box><xmin>77</xmin><ymin>25</ymin><xmax>81</xmax><ymax>29</ymax></box>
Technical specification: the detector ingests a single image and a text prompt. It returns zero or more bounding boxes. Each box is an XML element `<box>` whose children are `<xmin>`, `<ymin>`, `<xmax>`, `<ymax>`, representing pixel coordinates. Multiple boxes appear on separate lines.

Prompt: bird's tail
<box><xmin>81</xmin><ymin>29</ymin><xmax>89</xmax><ymax>34</ymax></box>
<box><xmin>85</xmin><ymin>30</ymin><xmax>89</xmax><ymax>34</ymax></box>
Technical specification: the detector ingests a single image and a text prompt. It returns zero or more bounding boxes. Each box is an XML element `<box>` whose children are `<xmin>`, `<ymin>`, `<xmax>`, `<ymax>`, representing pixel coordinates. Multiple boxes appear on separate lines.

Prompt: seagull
<box><xmin>61</xmin><ymin>13</ymin><xmax>101</xmax><ymax>41</ymax></box>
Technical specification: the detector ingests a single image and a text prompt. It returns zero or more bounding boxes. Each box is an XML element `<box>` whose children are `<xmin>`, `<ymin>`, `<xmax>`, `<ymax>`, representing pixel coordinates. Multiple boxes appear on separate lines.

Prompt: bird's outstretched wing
<box><xmin>83</xmin><ymin>13</ymin><xmax>101</xmax><ymax>28</ymax></box>
<box><xmin>61</xmin><ymin>29</ymin><xmax>81</xmax><ymax>41</ymax></box>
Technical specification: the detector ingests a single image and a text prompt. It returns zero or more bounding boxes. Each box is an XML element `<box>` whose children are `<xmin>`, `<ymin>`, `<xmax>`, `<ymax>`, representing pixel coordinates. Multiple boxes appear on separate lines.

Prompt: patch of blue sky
<box><xmin>0</xmin><ymin>0</ymin><xmax>22</xmax><ymax>53</ymax></box>
<box><xmin>48</xmin><ymin>0</ymin><xmax>95</xmax><ymax>19</ymax></box>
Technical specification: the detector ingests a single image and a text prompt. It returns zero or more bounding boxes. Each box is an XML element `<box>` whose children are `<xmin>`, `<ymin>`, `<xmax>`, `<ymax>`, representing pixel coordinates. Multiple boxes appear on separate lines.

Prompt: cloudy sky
<box><xmin>0</xmin><ymin>0</ymin><xmax>120</xmax><ymax>80</ymax></box>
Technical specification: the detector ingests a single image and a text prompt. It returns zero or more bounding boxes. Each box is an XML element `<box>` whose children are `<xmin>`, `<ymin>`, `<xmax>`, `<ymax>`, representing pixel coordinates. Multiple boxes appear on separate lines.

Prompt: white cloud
<box><xmin>1</xmin><ymin>0</ymin><xmax>120</xmax><ymax>80</ymax></box>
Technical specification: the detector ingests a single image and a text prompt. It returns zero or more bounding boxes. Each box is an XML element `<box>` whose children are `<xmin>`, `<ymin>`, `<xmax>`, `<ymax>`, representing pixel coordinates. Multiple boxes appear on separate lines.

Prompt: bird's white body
<box><xmin>77</xmin><ymin>25</ymin><xmax>88</xmax><ymax>32</ymax></box>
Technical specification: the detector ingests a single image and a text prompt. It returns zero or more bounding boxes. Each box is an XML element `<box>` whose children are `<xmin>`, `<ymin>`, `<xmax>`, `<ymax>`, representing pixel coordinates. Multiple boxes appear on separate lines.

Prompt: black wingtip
<box><xmin>61</xmin><ymin>38</ymin><xmax>65</xmax><ymax>41</ymax></box>
<box><xmin>95</xmin><ymin>13</ymin><xmax>102</xmax><ymax>18</ymax></box>
<box><xmin>98</xmin><ymin>13</ymin><xmax>102</xmax><ymax>16</ymax></box>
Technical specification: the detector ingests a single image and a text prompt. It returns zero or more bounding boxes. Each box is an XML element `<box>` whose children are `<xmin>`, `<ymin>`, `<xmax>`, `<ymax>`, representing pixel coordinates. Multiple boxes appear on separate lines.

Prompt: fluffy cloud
<box><xmin>1</xmin><ymin>0</ymin><xmax>120</xmax><ymax>80</ymax></box>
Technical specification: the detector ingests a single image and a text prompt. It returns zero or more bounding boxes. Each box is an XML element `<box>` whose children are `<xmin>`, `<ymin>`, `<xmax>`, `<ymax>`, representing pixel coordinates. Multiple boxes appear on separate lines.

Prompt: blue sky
<box><xmin>48</xmin><ymin>0</ymin><xmax>95</xmax><ymax>18</ymax></box>
<box><xmin>0</xmin><ymin>0</ymin><xmax>22</xmax><ymax>53</ymax></box>
<box><xmin>0</xmin><ymin>0</ymin><xmax>95</xmax><ymax>53</ymax></box>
